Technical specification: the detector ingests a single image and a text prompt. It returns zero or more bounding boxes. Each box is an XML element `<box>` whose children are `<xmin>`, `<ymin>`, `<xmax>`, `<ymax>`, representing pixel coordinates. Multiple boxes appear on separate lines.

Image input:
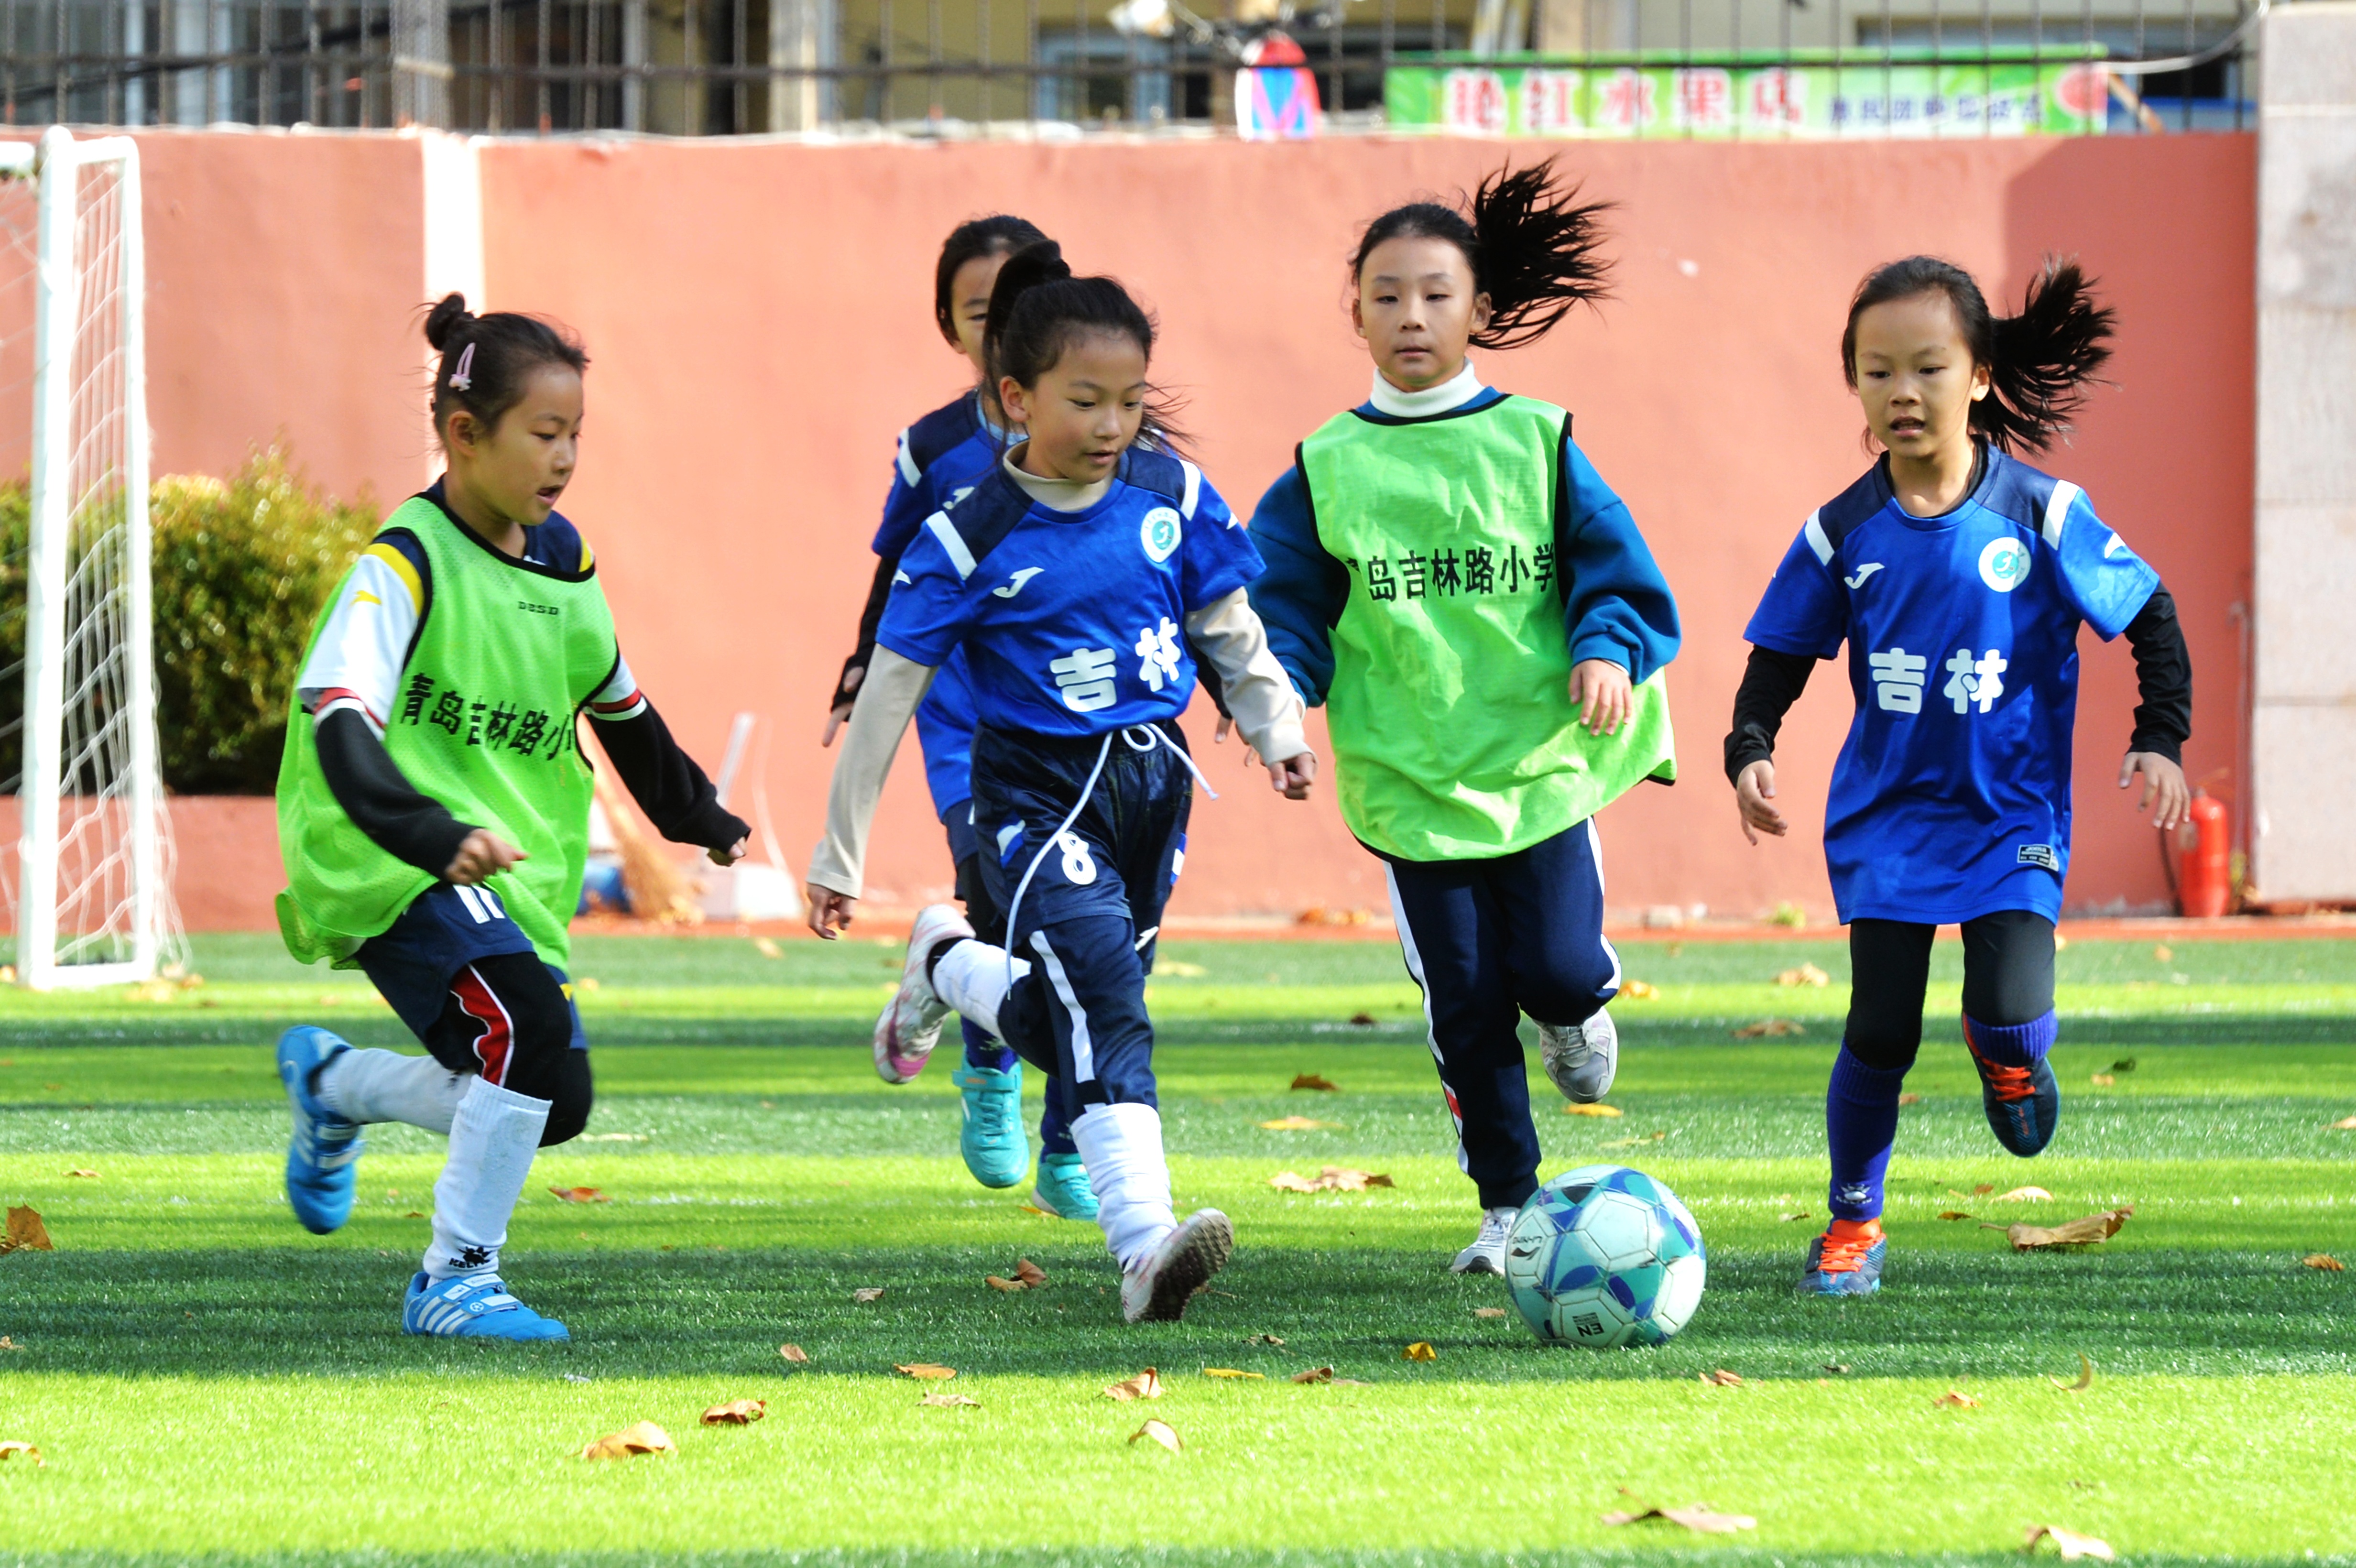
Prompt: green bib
<box><xmin>274</xmin><ymin>495</ymin><xmax>620</xmax><ymax>969</ymax></box>
<box><xmin>1298</xmin><ymin>396</ymin><xmax>1675</xmax><ymax>861</ymax></box>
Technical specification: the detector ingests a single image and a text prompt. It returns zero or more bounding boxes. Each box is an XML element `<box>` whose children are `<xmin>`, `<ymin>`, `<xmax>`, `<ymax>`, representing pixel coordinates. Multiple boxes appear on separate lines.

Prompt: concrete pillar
<box><xmin>2253</xmin><ymin>1</ymin><xmax>2356</xmax><ymax>902</ymax></box>
<box><xmin>392</xmin><ymin>0</ymin><xmax>452</xmax><ymax>128</ymax></box>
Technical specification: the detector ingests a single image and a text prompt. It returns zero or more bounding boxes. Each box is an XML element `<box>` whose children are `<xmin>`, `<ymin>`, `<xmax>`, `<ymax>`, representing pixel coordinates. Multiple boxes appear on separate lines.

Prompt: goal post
<box><xmin>11</xmin><ymin>126</ymin><xmax>176</xmax><ymax>990</ymax></box>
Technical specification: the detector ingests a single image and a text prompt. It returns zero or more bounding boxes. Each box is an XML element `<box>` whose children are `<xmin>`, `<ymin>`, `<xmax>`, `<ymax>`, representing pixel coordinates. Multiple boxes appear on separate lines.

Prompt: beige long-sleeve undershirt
<box><xmin>806</xmin><ymin>587</ymin><xmax>1308</xmax><ymax>902</ymax></box>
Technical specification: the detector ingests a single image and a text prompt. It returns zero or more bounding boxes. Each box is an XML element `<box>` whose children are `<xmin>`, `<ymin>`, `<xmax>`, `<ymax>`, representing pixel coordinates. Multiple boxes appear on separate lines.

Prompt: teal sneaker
<box><xmin>953</xmin><ymin>1058</ymin><xmax>1028</xmax><ymax>1189</ymax></box>
<box><xmin>277</xmin><ymin>1025</ymin><xmax>363</xmax><ymax>1235</ymax></box>
<box><xmin>1032</xmin><ymin>1151</ymin><xmax>1099</xmax><ymax>1221</ymax></box>
<box><xmin>403</xmin><ymin>1272</ymin><xmax>570</xmax><ymax>1341</ymax></box>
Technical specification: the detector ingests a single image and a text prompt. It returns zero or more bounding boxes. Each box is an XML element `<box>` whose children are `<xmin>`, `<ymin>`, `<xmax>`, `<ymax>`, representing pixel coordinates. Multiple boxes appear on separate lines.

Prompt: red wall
<box><xmin>4</xmin><ymin>131</ymin><xmax>2250</xmax><ymax>926</ymax></box>
<box><xmin>477</xmin><ymin>134</ymin><xmax>2253</xmax><ymax>922</ymax></box>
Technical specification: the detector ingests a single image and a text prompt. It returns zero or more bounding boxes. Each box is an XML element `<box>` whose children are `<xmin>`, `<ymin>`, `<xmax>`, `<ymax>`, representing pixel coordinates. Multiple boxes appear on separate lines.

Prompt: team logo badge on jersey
<box><xmin>1140</xmin><ymin>506</ymin><xmax>1182</xmax><ymax>564</ymax></box>
<box><xmin>1978</xmin><ymin>537</ymin><xmax>2032</xmax><ymax>593</ymax></box>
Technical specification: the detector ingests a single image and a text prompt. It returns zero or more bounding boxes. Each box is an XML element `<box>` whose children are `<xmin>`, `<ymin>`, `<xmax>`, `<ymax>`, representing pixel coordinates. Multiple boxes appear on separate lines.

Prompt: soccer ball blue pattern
<box><xmin>1503</xmin><ymin>1164</ymin><xmax>1706</xmax><ymax>1348</ymax></box>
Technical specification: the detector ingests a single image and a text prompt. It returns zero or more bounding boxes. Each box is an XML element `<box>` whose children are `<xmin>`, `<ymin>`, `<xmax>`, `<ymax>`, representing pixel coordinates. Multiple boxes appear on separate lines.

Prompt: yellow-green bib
<box><xmin>274</xmin><ymin>495</ymin><xmax>619</xmax><ymax>968</ymax></box>
<box><xmin>1298</xmin><ymin>396</ymin><xmax>1674</xmax><ymax>861</ymax></box>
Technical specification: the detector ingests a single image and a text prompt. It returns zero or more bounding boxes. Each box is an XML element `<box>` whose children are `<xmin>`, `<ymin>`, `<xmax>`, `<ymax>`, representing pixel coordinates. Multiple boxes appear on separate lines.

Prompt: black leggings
<box><xmin>419</xmin><ymin>949</ymin><xmax>594</xmax><ymax>1147</ymax></box>
<box><xmin>1843</xmin><ymin>911</ymin><xmax>2056</xmax><ymax>1073</ymax></box>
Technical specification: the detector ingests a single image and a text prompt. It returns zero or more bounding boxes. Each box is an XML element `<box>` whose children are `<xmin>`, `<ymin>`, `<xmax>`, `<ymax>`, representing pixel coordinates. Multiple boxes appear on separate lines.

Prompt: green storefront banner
<box><xmin>1385</xmin><ymin>54</ymin><xmax>2111</xmax><ymax>138</ymax></box>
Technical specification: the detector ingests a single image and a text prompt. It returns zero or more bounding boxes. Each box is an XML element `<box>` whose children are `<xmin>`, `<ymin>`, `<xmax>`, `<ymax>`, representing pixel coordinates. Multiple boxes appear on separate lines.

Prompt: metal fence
<box><xmin>0</xmin><ymin>0</ymin><xmax>2265</xmax><ymax>134</ymax></box>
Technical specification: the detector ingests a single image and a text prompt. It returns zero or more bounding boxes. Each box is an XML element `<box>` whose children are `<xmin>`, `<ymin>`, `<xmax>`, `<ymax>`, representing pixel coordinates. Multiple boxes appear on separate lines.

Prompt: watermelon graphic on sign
<box><xmin>1237</xmin><ymin>32</ymin><xmax>1322</xmax><ymax>141</ymax></box>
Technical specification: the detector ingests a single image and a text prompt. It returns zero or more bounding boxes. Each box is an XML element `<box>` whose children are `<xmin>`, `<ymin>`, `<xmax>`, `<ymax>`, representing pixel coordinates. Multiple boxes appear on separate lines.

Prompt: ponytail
<box><xmin>423</xmin><ymin>293</ymin><xmax>589</xmax><ymax>444</ymax></box>
<box><xmin>933</xmin><ymin>214</ymin><xmax>1049</xmax><ymax>347</ymax></box>
<box><xmin>1841</xmin><ymin>255</ymin><xmax>2115</xmax><ymax>454</ymax></box>
<box><xmin>1351</xmin><ymin>158</ymin><xmax>1614</xmax><ymax>351</ymax></box>
<box><xmin>983</xmin><ymin>240</ymin><xmax>1188</xmax><ymax>452</ymax></box>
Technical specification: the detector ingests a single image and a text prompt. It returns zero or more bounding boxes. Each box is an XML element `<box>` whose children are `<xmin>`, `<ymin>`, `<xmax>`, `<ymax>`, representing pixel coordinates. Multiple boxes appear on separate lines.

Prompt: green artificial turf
<box><xmin>1</xmin><ymin>935</ymin><xmax>2353</xmax><ymax>1566</ymax></box>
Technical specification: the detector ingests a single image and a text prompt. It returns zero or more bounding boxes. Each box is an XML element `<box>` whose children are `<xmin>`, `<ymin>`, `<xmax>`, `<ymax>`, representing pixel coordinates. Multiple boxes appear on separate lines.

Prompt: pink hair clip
<box><xmin>448</xmin><ymin>342</ymin><xmax>476</xmax><ymax>391</ymax></box>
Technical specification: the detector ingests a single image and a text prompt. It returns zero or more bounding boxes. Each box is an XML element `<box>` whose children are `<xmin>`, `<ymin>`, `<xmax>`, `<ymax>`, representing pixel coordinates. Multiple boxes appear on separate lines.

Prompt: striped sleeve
<box><xmin>586</xmin><ymin>650</ymin><xmax>648</xmax><ymax>722</ymax></box>
<box><xmin>295</xmin><ymin>535</ymin><xmax>429</xmax><ymax>734</ymax></box>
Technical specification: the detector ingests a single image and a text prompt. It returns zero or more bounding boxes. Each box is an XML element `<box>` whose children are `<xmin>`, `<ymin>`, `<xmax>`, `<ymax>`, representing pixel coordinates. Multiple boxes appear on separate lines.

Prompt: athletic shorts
<box><xmin>354</xmin><ymin>882</ymin><xmax>588</xmax><ymax>1054</ymax></box>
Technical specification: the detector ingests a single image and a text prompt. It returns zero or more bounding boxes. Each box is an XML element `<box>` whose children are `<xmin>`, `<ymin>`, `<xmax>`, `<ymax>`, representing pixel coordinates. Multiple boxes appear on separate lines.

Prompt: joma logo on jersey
<box><xmin>517</xmin><ymin>601</ymin><xmax>560</xmax><ymax>616</ymax></box>
<box><xmin>1978</xmin><ymin>538</ymin><xmax>2032</xmax><ymax>593</ymax></box>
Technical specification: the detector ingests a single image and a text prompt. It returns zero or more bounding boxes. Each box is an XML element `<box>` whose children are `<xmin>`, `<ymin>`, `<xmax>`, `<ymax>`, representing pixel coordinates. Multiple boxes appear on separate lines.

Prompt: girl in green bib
<box><xmin>1247</xmin><ymin>163</ymin><xmax>1680</xmax><ymax>1276</ymax></box>
<box><xmin>273</xmin><ymin>297</ymin><xmax>747</xmax><ymax>1340</ymax></box>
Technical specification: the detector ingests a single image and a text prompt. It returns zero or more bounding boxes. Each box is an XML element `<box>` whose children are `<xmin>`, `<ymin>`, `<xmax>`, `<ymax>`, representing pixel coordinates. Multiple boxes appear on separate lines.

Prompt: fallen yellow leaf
<box><xmin>1985</xmin><ymin>1206</ymin><xmax>2133</xmax><ymax>1251</ymax></box>
<box><xmin>0</xmin><ymin>1337</ymin><xmax>22</xmax><ymax>1350</ymax></box>
<box><xmin>2049</xmin><ymin>1353</ymin><xmax>2095</xmax><ymax>1393</ymax></box>
<box><xmin>2303</xmin><ymin>1253</ymin><xmax>2345</xmax><ymax>1272</ymax></box>
<box><xmin>547</xmin><ymin>1187</ymin><xmax>610</xmax><ymax>1204</ymax></box>
<box><xmin>580</xmin><ymin>1421</ymin><xmax>674</xmax><ymax>1461</ymax></box>
<box><xmin>1700</xmin><ymin>1369</ymin><xmax>1744</xmax><ymax>1387</ymax></box>
<box><xmin>0</xmin><ymin>1441</ymin><xmax>43</xmax><ymax>1466</ymax></box>
<box><xmin>779</xmin><ymin>1344</ymin><xmax>810</xmax><ymax>1363</ymax></box>
<box><xmin>1201</xmin><ymin>1367</ymin><xmax>1264</xmax><ymax>1379</ymax></box>
<box><xmin>985</xmin><ymin>1275</ymin><xmax>1025</xmax><ymax>1292</ymax></box>
<box><xmin>1600</xmin><ymin>1490</ymin><xmax>1756</xmax><ymax>1534</ymax></box>
<box><xmin>1247</xmin><ymin>1333</ymin><xmax>1286</xmax><ymax>1346</ymax></box>
<box><xmin>1779</xmin><ymin>1210</ymin><xmax>1811</xmax><ymax>1222</ymax></box>
<box><xmin>2332</xmin><ymin>1116</ymin><xmax>2356</xmax><ymax>1131</ymax></box>
<box><xmin>1403</xmin><ymin>1342</ymin><xmax>1437</xmax><ymax>1361</ymax></box>
<box><xmin>699</xmin><ymin>1399</ymin><xmax>767</xmax><ymax>1425</ymax></box>
<box><xmin>1732</xmin><ymin>1018</ymin><xmax>1806</xmax><ymax>1039</ymax></box>
<box><xmin>1898</xmin><ymin>1092</ymin><xmax>1923</xmax><ymax>1105</ymax></box>
<box><xmin>1933</xmin><ymin>1389</ymin><xmax>1981</xmax><ymax>1409</ymax></box>
<box><xmin>2090</xmin><ymin>1074</ymin><xmax>2115</xmax><ymax>1087</ymax></box>
<box><xmin>1268</xmin><ymin>1166</ymin><xmax>1394</xmax><ymax>1193</ymax></box>
<box><xmin>2023</xmin><ymin>1523</ymin><xmax>2116</xmax><ymax>1561</ymax></box>
<box><xmin>1289</xmin><ymin>1366</ymin><xmax>1335</xmax><ymax>1384</ymax></box>
<box><xmin>1775</xmin><ymin>963</ymin><xmax>1830</xmax><ymax>988</ymax></box>
<box><xmin>1997</xmin><ymin>1186</ymin><xmax>2054</xmax><ymax>1202</ymax></box>
<box><xmin>852</xmin><ymin>1287</ymin><xmax>885</xmax><ymax>1303</ymax></box>
<box><xmin>1289</xmin><ymin>1073</ymin><xmax>1339</xmax><ymax>1092</ymax></box>
<box><xmin>753</xmin><ymin>937</ymin><xmax>782</xmax><ymax>958</ymax></box>
<box><xmin>894</xmin><ymin>1363</ymin><xmax>956</xmax><ymax>1381</ymax></box>
<box><xmin>63</xmin><ymin>1169</ymin><xmax>96</xmax><ymax>1180</ymax></box>
<box><xmin>1102</xmin><ymin>1368</ymin><xmax>1164</xmax><ymax>1402</ymax></box>
<box><xmin>1</xmin><ymin>1206</ymin><xmax>54</xmax><ymax>1253</ymax></box>
<box><xmin>1939</xmin><ymin>1210</ymin><xmax>1975</xmax><ymax>1221</ymax></box>
<box><xmin>920</xmin><ymin>1392</ymin><xmax>979</xmax><ymax>1407</ymax></box>
<box><xmin>1129</xmin><ymin>1418</ymin><xmax>1182</xmax><ymax>1452</ymax></box>
<box><xmin>1561</xmin><ymin>1102</ymin><xmax>1624</xmax><ymax>1118</ymax></box>
<box><xmin>1472</xmin><ymin>1307</ymin><xmax>1508</xmax><ymax>1319</ymax></box>
<box><xmin>1620</xmin><ymin>979</ymin><xmax>1660</xmax><ymax>1000</ymax></box>
<box><xmin>1258</xmin><ymin>1116</ymin><xmax>1338</xmax><ymax>1131</ymax></box>
<box><xmin>2152</xmin><ymin>944</ymin><xmax>2173</xmax><ymax>964</ymax></box>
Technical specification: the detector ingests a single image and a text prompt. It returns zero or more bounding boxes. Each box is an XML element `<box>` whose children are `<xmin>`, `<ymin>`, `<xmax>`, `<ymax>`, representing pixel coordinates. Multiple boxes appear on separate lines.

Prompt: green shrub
<box><xmin>0</xmin><ymin>448</ymin><xmax>378</xmax><ymax>795</ymax></box>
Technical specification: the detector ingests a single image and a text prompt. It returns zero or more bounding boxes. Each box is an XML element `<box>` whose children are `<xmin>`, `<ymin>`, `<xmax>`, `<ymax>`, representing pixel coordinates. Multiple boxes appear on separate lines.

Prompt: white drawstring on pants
<box><xmin>1001</xmin><ymin>723</ymin><xmax>1216</xmax><ymax>995</ymax></box>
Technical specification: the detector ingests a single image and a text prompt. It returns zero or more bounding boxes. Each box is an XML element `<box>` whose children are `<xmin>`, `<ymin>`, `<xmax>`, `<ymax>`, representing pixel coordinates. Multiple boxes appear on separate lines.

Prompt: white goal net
<box><xmin>0</xmin><ymin>128</ymin><xmax>181</xmax><ymax>989</ymax></box>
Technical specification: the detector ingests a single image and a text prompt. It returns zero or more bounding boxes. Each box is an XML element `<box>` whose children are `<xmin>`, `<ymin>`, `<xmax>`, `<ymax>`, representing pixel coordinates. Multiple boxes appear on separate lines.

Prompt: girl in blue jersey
<box><xmin>1728</xmin><ymin>257</ymin><xmax>2192</xmax><ymax>1296</ymax></box>
<box><xmin>1248</xmin><ymin>163</ymin><xmax>1681</xmax><ymax>1279</ymax></box>
<box><xmin>807</xmin><ymin>242</ymin><xmax>1316</xmax><ymax>1321</ymax></box>
<box><xmin>819</xmin><ymin>214</ymin><xmax>1099</xmax><ymax>1222</ymax></box>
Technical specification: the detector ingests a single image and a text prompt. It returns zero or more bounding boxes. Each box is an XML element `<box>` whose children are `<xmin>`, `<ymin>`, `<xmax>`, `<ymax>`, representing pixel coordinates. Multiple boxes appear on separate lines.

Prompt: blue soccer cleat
<box><xmin>1032</xmin><ymin>1151</ymin><xmax>1099</xmax><ymax>1221</ymax></box>
<box><xmin>277</xmin><ymin>1024</ymin><xmax>364</xmax><ymax>1235</ymax></box>
<box><xmin>953</xmin><ymin>1058</ymin><xmax>1028</xmax><ymax>1189</ymax></box>
<box><xmin>1966</xmin><ymin>1039</ymin><xmax>2061</xmax><ymax>1157</ymax></box>
<box><xmin>1799</xmin><ymin>1220</ymin><xmax>1886</xmax><ymax>1297</ymax></box>
<box><xmin>403</xmin><ymin>1272</ymin><xmax>571</xmax><ymax>1340</ymax></box>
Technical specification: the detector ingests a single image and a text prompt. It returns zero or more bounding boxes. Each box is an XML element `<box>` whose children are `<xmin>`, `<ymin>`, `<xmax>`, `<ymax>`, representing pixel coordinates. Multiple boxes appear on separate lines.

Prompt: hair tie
<box><xmin>448</xmin><ymin>341</ymin><xmax>476</xmax><ymax>392</ymax></box>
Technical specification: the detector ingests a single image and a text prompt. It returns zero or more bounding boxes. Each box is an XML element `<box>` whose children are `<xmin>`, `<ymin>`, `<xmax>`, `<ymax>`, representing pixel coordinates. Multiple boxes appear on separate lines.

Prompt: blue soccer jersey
<box><xmin>878</xmin><ymin>449</ymin><xmax>1261</xmax><ymax>738</ymax></box>
<box><xmin>1744</xmin><ymin>449</ymin><xmax>2159</xmax><ymax>925</ymax></box>
<box><xmin>872</xmin><ymin>392</ymin><xmax>1007</xmax><ymax>816</ymax></box>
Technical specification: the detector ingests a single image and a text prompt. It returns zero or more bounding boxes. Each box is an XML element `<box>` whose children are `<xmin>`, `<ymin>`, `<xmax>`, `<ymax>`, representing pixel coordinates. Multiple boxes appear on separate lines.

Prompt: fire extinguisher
<box><xmin>2163</xmin><ymin>790</ymin><xmax>2232</xmax><ymax>918</ymax></box>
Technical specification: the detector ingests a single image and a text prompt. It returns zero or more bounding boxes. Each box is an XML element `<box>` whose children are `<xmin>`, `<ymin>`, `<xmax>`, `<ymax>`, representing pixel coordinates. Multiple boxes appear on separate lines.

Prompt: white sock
<box><xmin>1070</xmin><ymin>1101</ymin><xmax>1177</xmax><ymax>1270</ymax></box>
<box><xmin>316</xmin><ymin>1049</ymin><xmax>466</xmax><ymax>1134</ymax></box>
<box><xmin>425</xmin><ymin>1076</ymin><xmax>550</xmax><ymax>1283</ymax></box>
<box><xmin>932</xmin><ymin>938</ymin><xmax>1030</xmax><ymax>1039</ymax></box>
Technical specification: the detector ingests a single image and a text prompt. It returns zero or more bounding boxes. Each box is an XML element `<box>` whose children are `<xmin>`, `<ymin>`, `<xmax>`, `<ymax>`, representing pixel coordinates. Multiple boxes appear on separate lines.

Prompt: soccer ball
<box><xmin>1503</xmin><ymin>1164</ymin><xmax>1705</xmax><ymax>1348</ymax></box>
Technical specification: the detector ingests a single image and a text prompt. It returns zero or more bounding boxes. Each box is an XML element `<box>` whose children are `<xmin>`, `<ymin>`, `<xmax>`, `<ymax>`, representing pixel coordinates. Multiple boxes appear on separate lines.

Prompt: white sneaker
<box><xmin>1119</xmin><ymin>1209</ymin><xmax>1234</xmax><ymax>1323</ymax></box>
<box><xmin>873</xmin><ymin>904</ymin><xmax>972</xmax><ymax>1084</ymax></box>
<box><xmin>1451</xmin><ymin>1206</ymin><xmax>1519</xmax><ymax>1275</ymax></box>
<box><xmin>1539</xmin><ymin>1008</ymin><xmax>1618</xmax><ymax>1103</ymax></box>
